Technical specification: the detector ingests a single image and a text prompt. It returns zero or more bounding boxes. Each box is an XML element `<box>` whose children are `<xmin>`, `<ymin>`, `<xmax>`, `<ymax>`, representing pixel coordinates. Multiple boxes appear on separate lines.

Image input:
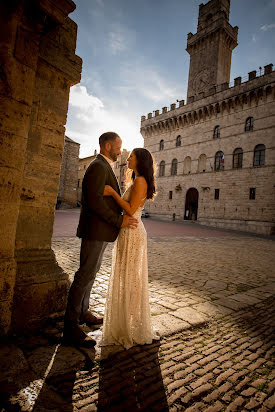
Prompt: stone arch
<box><xmin>184</xmin><ymin>188</ymin><xmax>199</xmax><ymax>220</ymax></box>
<box><xmin>171</xmin><ymin>158</ymin><xmax>178</xmax><ymax>175</ymax></box>
<box><xmin>176</xmin><ymin>135</ymin><xmax>182</xmax><ymax>147</ymax></box>
<box><xmin>198</xmin><ymin>154</ymin><xmax>207</xmax><ymax>172</ymax></box>
<box><xmin>253</xmin><ymin>144</ymin><xmax>265</xmax><ymax>166</ymax></box>
<box><xmin>159</xmin><ymin>160</ymin><xmax>165</xmax><ymax>176</ymax></box>
<box><xmin>184</xmin><ymin>156</ymin><xmax>191</xmax><ymax>174</ymax></box>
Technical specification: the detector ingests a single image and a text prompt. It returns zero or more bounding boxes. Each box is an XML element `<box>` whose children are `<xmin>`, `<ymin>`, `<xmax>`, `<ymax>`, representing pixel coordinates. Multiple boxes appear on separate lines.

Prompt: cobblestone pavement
<box><xmin>52</xmin><ymin>235</ymin><xmax>275</xmax><ymax>337</ymax></box>
<box><xmin>1</xmin><ymin>232</ymin><xmax>274</xmax><ymax>411</ymax></box>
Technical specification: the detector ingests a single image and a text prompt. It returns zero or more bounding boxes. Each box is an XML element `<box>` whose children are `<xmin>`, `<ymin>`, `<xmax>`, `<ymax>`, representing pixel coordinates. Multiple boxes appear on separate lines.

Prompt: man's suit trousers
<box><xmin>64</xmin><ymin>238</ymin><xmax>108</xmax><ymax>327</ymax></box>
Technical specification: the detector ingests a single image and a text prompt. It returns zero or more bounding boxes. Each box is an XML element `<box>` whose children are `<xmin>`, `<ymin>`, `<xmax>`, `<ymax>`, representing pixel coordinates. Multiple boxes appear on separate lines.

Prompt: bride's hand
<box><xmin>104</xmin><ymin>185</ymin><xmax>114</xmax><ymax>196</ymax></box>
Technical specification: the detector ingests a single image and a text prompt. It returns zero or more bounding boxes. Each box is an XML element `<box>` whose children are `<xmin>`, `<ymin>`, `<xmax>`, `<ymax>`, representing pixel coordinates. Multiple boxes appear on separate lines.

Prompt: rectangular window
<box><xmin>214</xmin><ymin>189</ymin><xmax>220</xmax><ymax>200</ymax></box>
<box><xmin>169</xmin><ymin>191</ymin><xmax>173</xmax><ymax>200</ymax></box>
<box><xmin>249</xmin><ymin>188</ymin><xmax>256</xmax><ymax>200</ymax></box>
<box><xmin>77</xmin><ymin>179</ymin><xmax>80</xmax><ymax>188</ymax></box>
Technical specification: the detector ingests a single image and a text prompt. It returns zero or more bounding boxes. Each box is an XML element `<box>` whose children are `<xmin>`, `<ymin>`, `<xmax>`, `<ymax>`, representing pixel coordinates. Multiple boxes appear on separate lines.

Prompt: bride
<box><xmin>101</xmin><ymin>148</ymin><xmax>158</xmax><ymax>349</ymax></box>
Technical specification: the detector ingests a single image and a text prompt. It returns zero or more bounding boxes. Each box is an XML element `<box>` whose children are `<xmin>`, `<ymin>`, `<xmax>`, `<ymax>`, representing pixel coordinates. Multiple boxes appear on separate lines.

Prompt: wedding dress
<box><xmin>102</xmin><ymin>184</ymin><xmax>157</xmax><ymax>349</ymax></box>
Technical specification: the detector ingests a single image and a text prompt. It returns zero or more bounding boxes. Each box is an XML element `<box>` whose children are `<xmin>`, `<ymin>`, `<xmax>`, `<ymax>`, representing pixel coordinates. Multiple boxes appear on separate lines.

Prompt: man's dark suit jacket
<box><xmin>77</xmin><ymin>154</ymin><xmax>123</xmax><ymax>242</ymax></box>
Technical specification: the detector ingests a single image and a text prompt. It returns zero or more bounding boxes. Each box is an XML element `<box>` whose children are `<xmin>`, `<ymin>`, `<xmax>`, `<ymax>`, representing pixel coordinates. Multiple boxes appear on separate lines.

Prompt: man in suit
<box><xmin>63</xmin><ymin>132</ymin><xmax>137</xmax><ymax>346</ymax></box>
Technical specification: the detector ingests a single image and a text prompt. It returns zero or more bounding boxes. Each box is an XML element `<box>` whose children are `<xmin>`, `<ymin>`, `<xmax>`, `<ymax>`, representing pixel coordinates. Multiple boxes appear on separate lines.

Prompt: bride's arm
<box><xmin>104</xmin><ymin>177</ymin><xmax>147</xmax><ymax>216</ymax></box>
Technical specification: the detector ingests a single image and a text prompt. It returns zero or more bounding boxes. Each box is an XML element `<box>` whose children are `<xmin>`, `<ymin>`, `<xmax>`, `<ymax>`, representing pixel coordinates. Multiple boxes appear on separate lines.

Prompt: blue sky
<box><xmin>66</xmin><ymin>0</ymin><xmax>275</xmax><ymax>158</ymax></box>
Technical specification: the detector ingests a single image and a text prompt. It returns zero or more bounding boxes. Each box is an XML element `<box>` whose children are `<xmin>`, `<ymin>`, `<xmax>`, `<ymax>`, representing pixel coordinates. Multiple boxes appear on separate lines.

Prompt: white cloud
<box><xmin>67</xmin><ymin>84</ymin><xmax>143</xmax><ymax>157</ymax></box>
<box><xmin>66</xmin><ymin>58</ymin><xmax>186</xmax><ymax>158</ymax></box>
<box><xmin>66</xmin><ymin>59</ymin><xmax>187</xmax><ymax>158</ymax></box>
<box><xmin>252</xmin><ymin>34</ymin><xmax>257</xmax><ymax>42</ymax></box>
<box><xmin>260</xmin><ymin>23</ymin><xmax>275</xmax><ymax>31</ymax></box>
<box><xmin>69</xmin><ymin>84</ymin><xmax>104</xmax><ymax>123</ymax></box>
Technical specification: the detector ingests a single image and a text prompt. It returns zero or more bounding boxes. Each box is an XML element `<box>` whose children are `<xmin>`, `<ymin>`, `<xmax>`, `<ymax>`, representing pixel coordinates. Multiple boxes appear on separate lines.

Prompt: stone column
<box><xmin>12</xmin><ymin>13</ymin><xmax>82</xmax><ymax>332</ymax></box>
<box><xmin>0</xmin><ymin>2</ymin><xmax>42</xmax><ymax>335</ymax></box>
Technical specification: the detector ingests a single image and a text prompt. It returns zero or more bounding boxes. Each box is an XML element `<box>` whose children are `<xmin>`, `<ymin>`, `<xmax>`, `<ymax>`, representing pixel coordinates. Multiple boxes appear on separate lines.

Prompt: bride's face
<box><xmin>127</xmin><ymin>151</ymin><xmax>137</xmax><ymax>170</ymax></box>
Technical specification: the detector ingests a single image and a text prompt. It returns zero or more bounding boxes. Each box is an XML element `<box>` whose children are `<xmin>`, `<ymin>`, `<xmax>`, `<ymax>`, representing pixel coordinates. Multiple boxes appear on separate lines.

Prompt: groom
<box><xmin>63</xmin><ymin>132</ymin><xmax>137</xmax><ymax>347</ymax></box>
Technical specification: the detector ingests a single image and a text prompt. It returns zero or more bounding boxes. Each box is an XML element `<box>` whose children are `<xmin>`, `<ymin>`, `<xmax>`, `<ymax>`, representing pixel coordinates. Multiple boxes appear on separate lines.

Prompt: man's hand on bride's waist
<box><xmin>121</xmin><ymin>215</ymin><xmax>138</xmax><ymax>229</ymax></box>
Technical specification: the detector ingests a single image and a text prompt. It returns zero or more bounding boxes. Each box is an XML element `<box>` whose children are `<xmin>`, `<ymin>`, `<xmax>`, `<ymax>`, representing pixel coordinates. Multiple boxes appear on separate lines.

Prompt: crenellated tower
<box><xmin>186</xmin><ymin>0</ymin><xmax>238</xmax><ymax>102</ymax></box>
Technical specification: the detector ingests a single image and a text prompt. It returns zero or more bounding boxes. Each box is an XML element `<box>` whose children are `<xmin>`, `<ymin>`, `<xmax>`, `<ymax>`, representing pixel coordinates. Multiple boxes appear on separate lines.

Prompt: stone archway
<box><xmin>184</xmin><ymin>188</ymin><xmax>199</xmax><ymax>220</ymax></box>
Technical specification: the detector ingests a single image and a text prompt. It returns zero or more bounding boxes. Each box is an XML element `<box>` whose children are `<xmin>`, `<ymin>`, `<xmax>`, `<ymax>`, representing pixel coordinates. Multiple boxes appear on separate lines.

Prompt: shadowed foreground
<box><xmin>0</xmin><ymin>229</ymin><xmax>274</xmax><ymax>411</ymax></box>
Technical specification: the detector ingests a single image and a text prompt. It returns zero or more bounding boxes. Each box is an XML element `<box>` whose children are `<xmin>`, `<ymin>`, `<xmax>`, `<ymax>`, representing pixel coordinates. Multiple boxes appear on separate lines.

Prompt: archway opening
<box><xmin>184</xmin><ymin>188</ymin><xmax>199</xmax><ymax>220</ymax></box>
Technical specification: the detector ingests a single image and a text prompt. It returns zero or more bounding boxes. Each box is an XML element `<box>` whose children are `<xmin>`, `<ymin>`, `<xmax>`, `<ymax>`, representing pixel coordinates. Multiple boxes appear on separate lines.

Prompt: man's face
<box><xmin>108</xmin><ymin>137</ymin><xmax>122</xmax><ymax>162</ymax></box>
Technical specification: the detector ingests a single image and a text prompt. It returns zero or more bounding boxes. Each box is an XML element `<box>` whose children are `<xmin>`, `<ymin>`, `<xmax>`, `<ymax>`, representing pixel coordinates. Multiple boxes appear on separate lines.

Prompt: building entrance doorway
<box><xmin>184</xmin><ymin>188</ymin><xmax>199</xmax><ymax>220</ymax></box>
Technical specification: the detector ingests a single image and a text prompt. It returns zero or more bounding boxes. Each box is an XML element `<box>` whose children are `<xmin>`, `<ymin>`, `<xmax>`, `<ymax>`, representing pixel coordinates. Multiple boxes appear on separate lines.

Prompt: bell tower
<box><xmin>186</xmin><ymin>0</ymin><xmax>238</xmax><ymax>102</ymax></box>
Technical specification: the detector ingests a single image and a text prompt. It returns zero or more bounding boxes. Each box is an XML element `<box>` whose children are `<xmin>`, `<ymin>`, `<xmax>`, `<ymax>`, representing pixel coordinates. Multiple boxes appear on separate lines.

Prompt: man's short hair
<box><xmin>99</xmin><ymin>132</ymin><xmax>120</xmax><ymax>148</ymax></box>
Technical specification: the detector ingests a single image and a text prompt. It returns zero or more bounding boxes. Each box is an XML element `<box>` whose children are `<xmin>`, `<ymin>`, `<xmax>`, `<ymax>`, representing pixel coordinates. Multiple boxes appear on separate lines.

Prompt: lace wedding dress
<box><xmin>102</xmin><ymin>184</ymin><xmax>157</xmax><ymax>349</ymax></box>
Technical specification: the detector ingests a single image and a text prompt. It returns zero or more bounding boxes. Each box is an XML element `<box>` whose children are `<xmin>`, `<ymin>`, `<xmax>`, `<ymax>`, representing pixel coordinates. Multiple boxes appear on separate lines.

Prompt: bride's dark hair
<box><xmin>127</xmin><ymin>148</ymin><xmax>156</xmax><ymax>200</ymax></box>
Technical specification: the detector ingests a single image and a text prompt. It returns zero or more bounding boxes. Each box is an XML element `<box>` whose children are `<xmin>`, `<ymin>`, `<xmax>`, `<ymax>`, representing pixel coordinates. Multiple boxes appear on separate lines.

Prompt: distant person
<box><xmin>63</xmin><ymin>132</ymin><xmax>138</xmax><ymax>347</ymax></box>
<box><xmin>102</xmin><ymin>148</ymin><xmax>159</xmax><ymax>349</ymax></box>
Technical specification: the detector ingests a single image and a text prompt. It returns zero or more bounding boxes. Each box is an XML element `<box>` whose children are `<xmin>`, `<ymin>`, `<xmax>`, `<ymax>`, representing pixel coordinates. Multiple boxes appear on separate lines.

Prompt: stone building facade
<box><xmin>114</xmin><ymin>149</ymin><xmax>130</xmax><ymax>193</ymax></box>
<box><xmin>57</xmin><ymin>136</ymin><xmax>80</xmax><ymax>208</ymax></box>
<box><xmin>141</xmin><ymin>0</ymin><xmax>275</xmax><ymax>235</ymax></box>
<box><xmin>77</xmin><ymin>151</ymin><xmax>97</xmax><ymax>202</ymax></box>
<box><xmin>0</xmin><ymin>0</ymin><xmax>82</xmax><ymax>335</ymax></box>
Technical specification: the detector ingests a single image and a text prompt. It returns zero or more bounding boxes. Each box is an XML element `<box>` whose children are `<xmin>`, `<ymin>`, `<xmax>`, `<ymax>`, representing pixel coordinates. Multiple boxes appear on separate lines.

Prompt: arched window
<box><xmin>176</xmin><ymin>135</ymin><xmax>182</xmax><ymax>147</ymax></box>
<box><xmin>171</xmin><ymin>159</ymin><xmax>178</xmax><ymax>175</ymax></box>
<box><xmin>233</xmin><ymin>148</ymin><xmax>243</xmax><ymax>169</ymax></box>
<box><xmin>159</xmin><ymin>160</ymin><xmax>165</xmax><ymax>177</ymax></box>
<box><xmin>213</xmin><ymin>125</ymin><xmax>220</xmax><ymax>139</ymax></box>
<box><xmin>159</xmin><ymin>139</ymin><xmax>164</xmax><ymax>151</ymax></box>
<box><xmin>215</xmin><ymin>151</ymin><xmax>224</xmax><ymax>170</ymax></box>
<box><xmin>198</xmin><ymin>154</ymin><xmax>207</xmax><ymax>172</ymax></box>
<box><xmin>245</xmin><ymin>117</ymin><xmax>254</xmax><ymax>132</ymax></box>
<box><xmin>184</xmin><ymin>156</ymin><xmax>191</xmax><ymax>174</ymax></box>
<box><xmin>253</xmin><ymin>144</ymin><xmax>265</xmax><ymax>166</ymax></box>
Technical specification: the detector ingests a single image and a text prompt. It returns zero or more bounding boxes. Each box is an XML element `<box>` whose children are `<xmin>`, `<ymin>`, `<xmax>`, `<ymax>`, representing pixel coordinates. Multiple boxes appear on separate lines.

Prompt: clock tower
<box><xmin>186</xmin><ymin>0</ymin><xmax>238</xmax><ymax>102</ymax></box>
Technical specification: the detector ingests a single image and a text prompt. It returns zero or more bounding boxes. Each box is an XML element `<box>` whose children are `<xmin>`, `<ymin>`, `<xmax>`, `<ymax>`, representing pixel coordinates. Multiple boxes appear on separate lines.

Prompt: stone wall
<box><xmin>0</xmin><ymin>0</ymin><xmax>82</xmax><ymax>335</ymax></box>
<box><xmin>77</xmin><ymin>153</ymin><xmax>97</xmax><ymax>202</ymax></box>
<box><xmin>141</xmin><ymin>72</ymin><xmax>275</xmax><ymax>235</ymax></box>
<box><xmin>58</xmin><ymin>136</ymin><xmax>80</xmax><ymax>208</ymax></box>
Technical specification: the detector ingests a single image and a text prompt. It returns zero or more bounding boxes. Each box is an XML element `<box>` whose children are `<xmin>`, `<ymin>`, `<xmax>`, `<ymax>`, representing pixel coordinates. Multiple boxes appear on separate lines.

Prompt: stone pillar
<box><xmin>0</xmin><ymin>0</ymin><xmax>82</xmax><ymax>335</ymax></box>
<box><xmin>0</xmin><ymin>1</ymin><xmax>41</xmax><ymax>335</ymax></box>
<box><xmin>12</xmin><ymin>15</ymin><xmax>82</xmax><ymax>332</ymax></box>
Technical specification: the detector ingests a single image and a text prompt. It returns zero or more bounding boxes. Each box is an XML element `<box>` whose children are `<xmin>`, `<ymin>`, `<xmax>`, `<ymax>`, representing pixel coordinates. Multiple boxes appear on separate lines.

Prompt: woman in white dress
<box><xmin>102</xmin><ymin>148</ymin><xmax>157</xmax><ymax>349</ymax></box>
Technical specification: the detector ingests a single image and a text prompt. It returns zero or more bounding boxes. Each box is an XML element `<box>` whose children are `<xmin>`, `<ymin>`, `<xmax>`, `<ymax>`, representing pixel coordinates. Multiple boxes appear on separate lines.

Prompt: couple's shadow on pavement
<box><xmin>30</xmin><ymin>342</ymin><xmax>91</xmax><ymax>412</ymax></box>
<box><xmin>98</xmin><ymin>340</ymin><xmax>169</xmax><ymax>411</ymax></box>
<box><xmin>1</xmin><ymin>339</ymin><xmax>92</xmax><ymax>412</ymax></box>
<box><xmin>2</xmin><ymin>334</ymin><xmax>168</xmax><ymax>411</ymax></box>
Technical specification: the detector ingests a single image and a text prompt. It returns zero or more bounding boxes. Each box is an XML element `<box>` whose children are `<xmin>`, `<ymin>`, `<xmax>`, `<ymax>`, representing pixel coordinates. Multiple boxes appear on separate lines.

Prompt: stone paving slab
<box><xmin>151</xmin><ymin>314</ymin><xmax>191</xmax><ymax>337</ymax></box>
<box><xmin>170</xmin><ymin>307</ymin><xmax>208</xmax><ymax>325</ymax></box>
